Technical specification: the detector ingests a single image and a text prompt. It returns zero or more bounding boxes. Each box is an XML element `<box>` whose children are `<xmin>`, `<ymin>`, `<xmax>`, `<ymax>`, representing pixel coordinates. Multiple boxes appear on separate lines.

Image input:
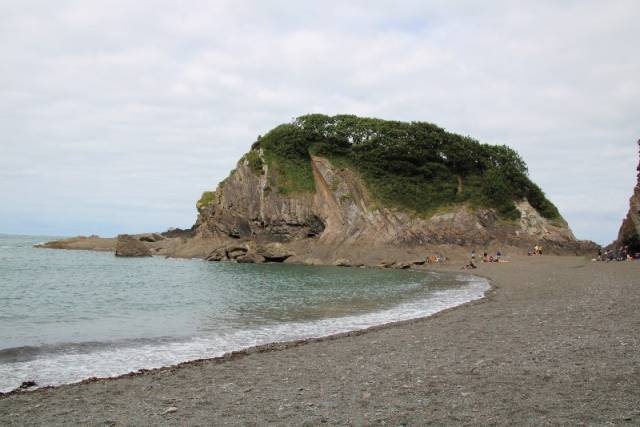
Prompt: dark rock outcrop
<box><xmin>612</xmin><ymin>140</ymin><xmax>640</xmax><ymax>253</ymax></box>
<box><xmin>115</xmin><ymin>234</ymin><xmax>152</xmax><ymax>257</ymax></box>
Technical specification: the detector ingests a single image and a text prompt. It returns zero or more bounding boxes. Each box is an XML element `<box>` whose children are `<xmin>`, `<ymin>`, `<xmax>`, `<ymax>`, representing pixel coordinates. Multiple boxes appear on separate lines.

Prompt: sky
<box><xmin>1</xmin><ymin>1</ymin><xmax>638</xmax><ymax>244</ymax></box>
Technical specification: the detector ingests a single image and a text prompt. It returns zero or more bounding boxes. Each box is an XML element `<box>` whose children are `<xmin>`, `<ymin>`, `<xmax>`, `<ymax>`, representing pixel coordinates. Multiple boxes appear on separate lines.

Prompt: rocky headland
<box><xmin>38</xmin><ymin>115</ymin><xmax>597</xmax><ymax>264</ymax></box>
<box><xmin>611</xmin><ymin>140</ymin><xmax>640</xmax><ymax>253</ymax></box>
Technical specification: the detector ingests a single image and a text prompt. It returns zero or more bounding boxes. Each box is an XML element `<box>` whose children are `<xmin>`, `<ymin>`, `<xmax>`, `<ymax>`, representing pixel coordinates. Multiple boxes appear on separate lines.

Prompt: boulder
<box><xmin>226</xmin><ymin>245</ymin><xmax>249</xmax><ymax>260</ymax></box>
<box><xmin>376</xmin><ymin>261</ymin><xmax>395</xmax><ymax>268</ymax></box>
<box><xmin>236</xmin><ymin>253</ymin><xmax>265</xmax><ymax>264</ymax></box>
<box><xmin>256</xmin><ymin>243</ymin><xmax>294</xmax><ymax>262</ymax></box>
<box><xmin>206</xmin><ymin>247</ymin><xmax>228</xmax><ymax>261</ymax></box>
<box><xmin>333</xmin><ymin>258</ymin><xmax>351</xmax><ymax>267</ymax></box>
<box><xmin>115</xmin><ymin>234</ymin><xmax>152</xmax><ymax>257</ymax></box>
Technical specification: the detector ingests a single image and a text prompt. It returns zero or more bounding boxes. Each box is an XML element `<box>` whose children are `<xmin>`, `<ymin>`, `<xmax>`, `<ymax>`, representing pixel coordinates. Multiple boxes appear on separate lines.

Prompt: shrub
<box><xmin>255</xmin><ymin>114</ymin><xmax>561</xmax><ymax>220</ymax></box>
<box><xmin>196</xmin><ymin>191</ymin><xmax>216</xmax><ymax>212</ymax></box>
<box><xmin>244</xmin><ymin>149</ymin><xmax>264</xmax><ymax>175</ymax></box>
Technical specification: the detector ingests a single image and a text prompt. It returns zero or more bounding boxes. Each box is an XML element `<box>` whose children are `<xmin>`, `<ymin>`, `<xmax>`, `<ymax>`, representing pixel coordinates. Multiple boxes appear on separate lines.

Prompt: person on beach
<box><xmin>483</xmin><ymin>252</ymin><xmax>489</xmax><ymax>262</ymax></box>
<box><xmin>621</xmin><ymin>246</ymin><xmax>628</xmax><ymax>261</ymax></box>
<box><xmin>606</xmin><ymin>249</ymin><xmax>615</xmax><ymax>262</ymax></box>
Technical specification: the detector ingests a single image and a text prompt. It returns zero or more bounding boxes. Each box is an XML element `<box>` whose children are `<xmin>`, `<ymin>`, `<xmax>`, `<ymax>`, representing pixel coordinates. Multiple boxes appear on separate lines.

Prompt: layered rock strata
<box><xmin>612</xmin><ymin>141</ymin><xmax>640</xmax><ymax>252</ymax></box>
<box><xmin>189</xmin><ymin>152</ymin><xmax>594</xmax><ymax>264</ymax></box>
<box><xmin>38</xmin><ymin>148</ymin><xmax>597</xmax><ymax>264</ymax></box>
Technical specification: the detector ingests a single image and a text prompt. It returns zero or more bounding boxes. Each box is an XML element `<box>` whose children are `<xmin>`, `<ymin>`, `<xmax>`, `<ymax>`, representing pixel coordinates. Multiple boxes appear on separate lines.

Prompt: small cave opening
<box><xmin>306</xmin><ymin>215</ymin><xmax>326</xmax><ymax>237</ymax></box>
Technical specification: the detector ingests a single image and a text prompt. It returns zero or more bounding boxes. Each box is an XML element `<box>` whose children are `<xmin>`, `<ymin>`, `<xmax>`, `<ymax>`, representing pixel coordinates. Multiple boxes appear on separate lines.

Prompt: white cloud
<box><xmin>1</xmin><ymin>1</ymin><xmax>638</xmax><ymax>244</ymax></box>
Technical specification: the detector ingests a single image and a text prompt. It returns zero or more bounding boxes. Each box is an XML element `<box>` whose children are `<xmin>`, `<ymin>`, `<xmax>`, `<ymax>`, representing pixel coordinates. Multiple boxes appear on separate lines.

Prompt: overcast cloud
<box><xmin>1</xmin><ymin>1</ymin><xmax>638</xmax><ymax>244</ymax></box>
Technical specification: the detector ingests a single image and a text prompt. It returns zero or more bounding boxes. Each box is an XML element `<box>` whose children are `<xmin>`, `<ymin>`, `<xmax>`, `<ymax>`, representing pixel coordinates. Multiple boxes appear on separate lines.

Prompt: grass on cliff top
<box><xmin>252</xmin><ymin>114</ymin><xmax>562</xmax><ymax>220</ymax></box>
<box><xmin>196</xmin><ymin>191</ymin><xmax>216</xmax><ymax>211</ymax></box>
<box><xmin>263</xmin><ymin>149</ymin><xmax>315</xmax><ymax>194</ymax></box>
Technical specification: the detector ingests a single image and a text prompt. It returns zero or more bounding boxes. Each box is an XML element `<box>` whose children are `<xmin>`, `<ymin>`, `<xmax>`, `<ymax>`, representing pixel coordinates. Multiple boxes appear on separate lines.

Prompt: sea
<box><xmin>0</xmin><ymin>234</ymin><xmax>489</xmax><ymax>392</ymax></box>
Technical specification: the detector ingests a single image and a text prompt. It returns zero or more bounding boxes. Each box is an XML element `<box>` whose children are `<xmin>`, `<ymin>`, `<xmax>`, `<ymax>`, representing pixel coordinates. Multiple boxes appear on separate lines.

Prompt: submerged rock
<box><xmin>115</xmin><ymin>235</ymin><xmax>152</xmax><ymax>257</ymax></box>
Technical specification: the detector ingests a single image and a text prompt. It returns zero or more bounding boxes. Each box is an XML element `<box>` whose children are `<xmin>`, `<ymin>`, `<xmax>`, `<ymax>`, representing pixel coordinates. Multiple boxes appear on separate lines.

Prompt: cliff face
<box><xmin>193</xmin><ymin>150</ymin><xmax>589</xmax><ymax>265</ymax></box>
<box><xmin>613</xmin><ymin>141</ymin><xmax>640</xmax><ymax>252</ymax></box>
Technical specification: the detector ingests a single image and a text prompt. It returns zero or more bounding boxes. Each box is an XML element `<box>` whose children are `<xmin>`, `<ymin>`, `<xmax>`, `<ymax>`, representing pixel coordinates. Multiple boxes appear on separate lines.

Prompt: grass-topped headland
<box><xmin>250</xmin><ymin>114</ymin><xmax>561</xmax><ymax>220</ymax></box>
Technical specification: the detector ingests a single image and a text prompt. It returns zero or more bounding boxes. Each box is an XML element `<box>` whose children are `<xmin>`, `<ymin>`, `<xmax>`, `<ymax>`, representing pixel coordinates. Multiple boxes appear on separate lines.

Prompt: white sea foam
<box><xmin>0</xmin><ymin>275</ymin><xmax>489</xmax><ymax>392</ymax></box>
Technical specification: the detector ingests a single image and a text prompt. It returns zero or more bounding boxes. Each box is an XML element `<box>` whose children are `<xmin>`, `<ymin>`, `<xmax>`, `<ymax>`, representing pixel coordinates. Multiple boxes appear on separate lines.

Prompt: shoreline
<box><xmin>2</xmin><ymin>256</ymin><xmax>638</xmax><ymax>425</ymax></box>
<box><xmin>0</xmin><ymin>268</ymin><xmax>491</xmax><ymax>396</ymax></box>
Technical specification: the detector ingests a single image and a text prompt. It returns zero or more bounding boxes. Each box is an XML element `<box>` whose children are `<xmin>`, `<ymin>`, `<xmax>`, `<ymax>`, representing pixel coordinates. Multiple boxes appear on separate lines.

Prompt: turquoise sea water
<box><xmin>0</xmin><ymin>234</ymin><xmax>488</xmax><ymax>392</ymax></box>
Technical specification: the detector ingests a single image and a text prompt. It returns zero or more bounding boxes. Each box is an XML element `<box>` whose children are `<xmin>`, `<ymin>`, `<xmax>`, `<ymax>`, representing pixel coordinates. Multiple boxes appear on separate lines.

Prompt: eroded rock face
<box><xmin>194</xmin><ymin>151</ymin><xmax>590</xmax><ymax>259</ymax></box>
<box><xmin>613</xmin><ymin>141</ymin><xmax>640</xmax><ymax>252</ymax></box>
<box><xmin>195</xmin><ymin>154</ymin><xmax>320</xmax><ymax>242</ymax></box>
<box><xmin>115</xmin><ymin>234</ymin><xmax>152</xmax><ymax>257</ymax></box>
<box><xmin>256</xmin><ymin>243</ymin><xmax>294</xmax><ymax>262</ymax></box>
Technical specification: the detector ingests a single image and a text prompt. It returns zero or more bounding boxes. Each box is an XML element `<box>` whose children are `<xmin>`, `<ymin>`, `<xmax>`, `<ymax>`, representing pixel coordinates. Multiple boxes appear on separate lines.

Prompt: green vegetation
<box><xmin>243</xmin><ymin>149</ymin><xmax>264</xmax><ymax>175</ymax></box>
<box><xmin>196</xmin><ymin>191</ymin><xmax>216</xmax><ymax>212</ymax></box>
<box><xmin>258</xmin><ymin>124</ymin><xmax>316</xmax><ymax>194</ymax></box>
<box><xmin>254</xmin><ymin>114</ymin><xmax>562</xmax><ymax>220</ymax></box>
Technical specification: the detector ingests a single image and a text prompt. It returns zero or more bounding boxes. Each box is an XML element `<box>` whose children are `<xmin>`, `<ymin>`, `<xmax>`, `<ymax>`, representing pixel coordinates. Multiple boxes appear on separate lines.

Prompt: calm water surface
<box><xmin>0</xmin><ymin>234</ymin><xmax>488</xmax><ymax>392</ymax></box>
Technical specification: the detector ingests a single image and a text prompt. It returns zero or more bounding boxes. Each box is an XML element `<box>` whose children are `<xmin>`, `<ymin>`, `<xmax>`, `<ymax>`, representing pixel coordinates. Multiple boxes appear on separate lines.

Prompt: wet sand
<box><xmin>1</xmin><ymin>256</ymin><xmax>639</xmax><ymax>425</ymax></box>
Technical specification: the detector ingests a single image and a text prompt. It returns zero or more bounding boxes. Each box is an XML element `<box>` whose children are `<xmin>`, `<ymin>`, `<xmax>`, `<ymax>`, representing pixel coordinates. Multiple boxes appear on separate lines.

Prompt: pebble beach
<box><xmin>1</xmin><ymin>256</ymin><xmax>638</xmax><ymax>425</ymax></box>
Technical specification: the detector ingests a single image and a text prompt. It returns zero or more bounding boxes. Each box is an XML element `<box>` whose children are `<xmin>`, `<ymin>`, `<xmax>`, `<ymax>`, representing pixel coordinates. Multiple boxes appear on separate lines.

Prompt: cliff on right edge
<box><xmin>612</xmin><ymin>141</ymin><xmax>640</xmax><ymax>252</ymax></box>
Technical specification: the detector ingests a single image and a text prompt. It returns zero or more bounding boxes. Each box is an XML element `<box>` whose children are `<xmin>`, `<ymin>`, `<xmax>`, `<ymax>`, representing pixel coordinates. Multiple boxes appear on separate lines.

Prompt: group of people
<box><xmin>528</xmin><ymin>245</ymin><xmax>543</xmax><ymax>256</ymax></box>
<box><xmin>463</xmin><ymin>250</ymin><xmax>504</xmax><ymax>269</ymax></box>
<box><xmin>596</xmin><ymin>246</ymin><xmax>637</xmax><ymax>262</ymax></box>
<box><xmin>426</xmin><ymin>255</ymin><xmax>446</xmax><ymax>264</ymax></box>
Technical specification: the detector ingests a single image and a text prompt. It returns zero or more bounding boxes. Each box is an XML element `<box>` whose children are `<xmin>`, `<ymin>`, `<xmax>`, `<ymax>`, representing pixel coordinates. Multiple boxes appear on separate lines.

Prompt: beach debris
<box><xmin>163</xmin><ymin>407</ymin><xmax>178</xmax><ymax>415</ymax></box>
<box><xmin>19</xmin><ymin>380</ymin><xmax>37</xmax><ymax>389</ymax></box>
